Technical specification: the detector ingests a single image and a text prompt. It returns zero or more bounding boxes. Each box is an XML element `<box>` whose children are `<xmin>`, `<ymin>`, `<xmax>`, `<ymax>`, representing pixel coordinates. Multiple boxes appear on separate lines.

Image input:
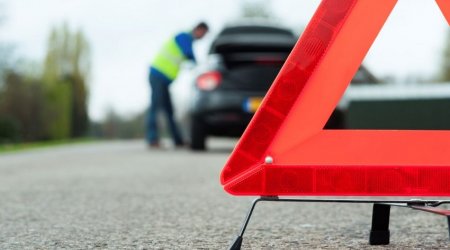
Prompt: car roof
<box><xmin>210</xmin><ymin>23</ymin><xmax>297</xmax><ymax>54</ymax></box>
<box><xmin>218</xmin><ymin>22</ymin><xmax>295</xmax><ymax>37</ymax></box>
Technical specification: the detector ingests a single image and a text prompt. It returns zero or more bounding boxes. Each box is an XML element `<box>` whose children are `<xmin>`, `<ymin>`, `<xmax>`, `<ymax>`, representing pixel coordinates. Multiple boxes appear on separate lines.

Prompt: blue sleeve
<box><xmin>175</xmin><ymin>32</ymin><xmax>196</xmax><ymax>63</ymax></box>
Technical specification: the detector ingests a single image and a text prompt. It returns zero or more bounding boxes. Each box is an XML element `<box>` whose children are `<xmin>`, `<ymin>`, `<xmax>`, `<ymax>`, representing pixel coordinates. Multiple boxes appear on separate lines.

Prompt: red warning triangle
<box><xmin>221</xmin><ymin>0</ymin><xmax>450</xmax><ymax>196</ymax></box>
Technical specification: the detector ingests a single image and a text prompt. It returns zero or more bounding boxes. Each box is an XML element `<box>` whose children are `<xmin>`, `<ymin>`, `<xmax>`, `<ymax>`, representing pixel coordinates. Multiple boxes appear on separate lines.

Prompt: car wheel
<box><xmin>190</xmin><ymin>118</ymin><xmax>207</xmax><ymax>151</ymax></box>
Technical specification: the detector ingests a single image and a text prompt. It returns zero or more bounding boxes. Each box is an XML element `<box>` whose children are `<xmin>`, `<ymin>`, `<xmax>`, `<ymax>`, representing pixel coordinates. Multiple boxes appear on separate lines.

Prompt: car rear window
<box><xmin>218</xmin><ymin>25</ymin><xmax>294</xmax><ymax>36</ymax></box>
<box><xmin>210</xmin><ymin>25</ymin><xmax>295</xmax><ymax>91</ymax></box>
<box><xmin>210</xmin><ymin>25</ymin><xmax>378</xmax><ymax>92</ymax></box>
<box><xmin>210</xmin><ymin>25</ymin><xmax>297</xmax><ymax>54</ymax></box>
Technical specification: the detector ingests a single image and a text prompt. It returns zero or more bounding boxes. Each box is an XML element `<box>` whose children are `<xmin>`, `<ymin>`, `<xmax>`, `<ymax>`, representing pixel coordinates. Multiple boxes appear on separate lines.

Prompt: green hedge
<box><xmin>347</xmin><ymin>98</ymin><xmax>450</xmax><ymax>129</ymax></box>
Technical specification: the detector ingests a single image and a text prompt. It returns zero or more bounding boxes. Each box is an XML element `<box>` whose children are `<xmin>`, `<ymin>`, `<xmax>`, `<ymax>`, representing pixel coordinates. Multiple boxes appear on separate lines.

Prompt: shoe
<box><xmin>174</xmin><ymin>142</ymin><xmax>188</xmax><ymax>149</ymax></box>
<box><xmin>148</xmin><ymin>141</ymin><xmax>161</xmax><ymax>149</ymax></box>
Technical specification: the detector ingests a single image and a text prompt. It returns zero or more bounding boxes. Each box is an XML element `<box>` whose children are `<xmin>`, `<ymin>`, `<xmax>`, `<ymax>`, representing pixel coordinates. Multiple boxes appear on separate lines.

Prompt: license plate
<box><xmin>243</xmin><ymin>97</ymin><xmax>263</xmax><ymax>113</ymax></box>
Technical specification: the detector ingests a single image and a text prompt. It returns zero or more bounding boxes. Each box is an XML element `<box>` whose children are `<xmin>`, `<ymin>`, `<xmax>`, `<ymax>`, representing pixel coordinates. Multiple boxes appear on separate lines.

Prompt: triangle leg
<box><xmin>369</xmin><ymin>204</ymin><xmax>391</xmax><ymax>245</ymax></box>
<box><xmin>229</xmin><ymin>236</ymin><xmax>243</xmax><ymax>250</ymax></box>
<box><xmin>228</xmin><ymin>198</ymin><xmax>264</xmax><ymax>250</ymax></box>
<box><xmin>447</xmin><ymin>216</ymin><xmax>450</xmax><ymax>240</ymax></box>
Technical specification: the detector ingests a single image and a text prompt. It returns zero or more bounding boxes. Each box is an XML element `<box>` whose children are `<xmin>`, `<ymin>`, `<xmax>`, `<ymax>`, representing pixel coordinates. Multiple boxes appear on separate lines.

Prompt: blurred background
<box><xmin>1</xmin><ymin>0</ymin><xmax>450</xmax><ymax>150</ymax></box>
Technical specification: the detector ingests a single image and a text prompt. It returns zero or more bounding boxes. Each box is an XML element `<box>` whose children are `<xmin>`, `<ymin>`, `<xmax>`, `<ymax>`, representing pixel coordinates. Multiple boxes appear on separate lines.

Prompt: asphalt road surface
<box><xmin>1</xmin><ymin>139</ymin><xmax>450</xmax><ymax>249</ymax></box>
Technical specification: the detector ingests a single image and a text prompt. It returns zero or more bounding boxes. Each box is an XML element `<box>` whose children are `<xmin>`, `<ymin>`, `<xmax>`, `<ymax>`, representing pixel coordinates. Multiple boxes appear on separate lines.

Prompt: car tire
<box><xmin>190</xmin><ymin>118</ymin><xmax>207</xmax><ymax>151</ymax></box>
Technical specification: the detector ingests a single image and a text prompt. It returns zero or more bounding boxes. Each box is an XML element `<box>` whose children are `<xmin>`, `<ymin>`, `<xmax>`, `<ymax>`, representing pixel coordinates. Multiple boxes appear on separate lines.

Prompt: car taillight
<box><xmin>197</xmin><ymin>71</ymin><xmax>222</xmax><ymax>91</ymax></box>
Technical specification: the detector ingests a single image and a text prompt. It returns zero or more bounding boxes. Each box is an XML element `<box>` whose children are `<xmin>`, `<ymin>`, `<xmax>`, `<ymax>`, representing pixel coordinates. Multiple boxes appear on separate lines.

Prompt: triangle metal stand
<box><xmin>228</xmin><ymin>197</ymin><xmax>450</xmax><ymax>250</ymax></box>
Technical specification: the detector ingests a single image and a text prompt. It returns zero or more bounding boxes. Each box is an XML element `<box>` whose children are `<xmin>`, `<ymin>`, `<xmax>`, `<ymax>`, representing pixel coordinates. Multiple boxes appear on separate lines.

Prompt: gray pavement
<box><xmin>0</xmin><ymin>139</ymin><xmax>449</xmax><ymax>249</ymax></box>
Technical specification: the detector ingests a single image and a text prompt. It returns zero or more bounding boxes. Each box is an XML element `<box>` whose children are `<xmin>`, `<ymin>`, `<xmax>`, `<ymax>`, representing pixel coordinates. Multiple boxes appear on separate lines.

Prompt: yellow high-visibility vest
<box><xmin>151</xmin><ymin>36</ymin><xmax>187</xmax><ymax>81</ymax></box>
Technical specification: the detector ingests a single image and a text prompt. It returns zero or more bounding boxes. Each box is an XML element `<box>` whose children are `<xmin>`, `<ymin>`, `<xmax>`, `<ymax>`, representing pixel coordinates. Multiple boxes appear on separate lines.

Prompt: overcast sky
<box><xmin>0</xmin><ymin>0</ymin><xmax>448</xmax><ymax>121</ymax></box>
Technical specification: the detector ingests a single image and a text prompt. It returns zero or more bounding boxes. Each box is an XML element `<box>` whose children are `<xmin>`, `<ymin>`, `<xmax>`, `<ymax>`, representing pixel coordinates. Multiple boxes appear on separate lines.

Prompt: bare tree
<box><xmin>0</xmin><ymin>2</ymin><xmax>9</xmax><ymax>85</ymax></box>
<box><xmin>240</xmin><ymin>0</ymin><xmax>274</xmax><ymax>20</ymax></box>
<box><xmin>0</xmin><ymin>1</ymin><xmax>5</xmax><ymax>25</ymax></box>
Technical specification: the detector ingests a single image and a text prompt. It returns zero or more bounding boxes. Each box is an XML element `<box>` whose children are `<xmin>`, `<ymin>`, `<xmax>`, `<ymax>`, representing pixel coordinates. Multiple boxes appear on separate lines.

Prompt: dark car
<box><xmin>187</xmin><ymin>23</ymin><xmax>378</xmax><ymax>151</ymax></box>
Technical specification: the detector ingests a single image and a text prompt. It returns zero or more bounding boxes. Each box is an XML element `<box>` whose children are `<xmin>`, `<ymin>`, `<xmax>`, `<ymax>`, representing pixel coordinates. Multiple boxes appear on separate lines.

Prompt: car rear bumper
<box><xmin>191</xmin><ymin>90</ymin><xmax>264</xmax><ymax>137</ymax></box>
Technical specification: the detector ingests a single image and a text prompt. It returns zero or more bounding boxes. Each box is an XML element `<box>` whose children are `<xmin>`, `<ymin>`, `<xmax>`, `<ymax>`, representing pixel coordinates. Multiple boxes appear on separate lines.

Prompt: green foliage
<box><xmin>43</xmin><ymin>24</ymin><xmax>90</xmax><ymax>83</ymax></box>
<box><xmin>43</xmin><ymin>80</ymin><xmax>72</xmax><ymax>139</ymax></box>
<box><xmin>43</xmin><ymin>23</ymin><xmax>90</xmax><ymax>138</ymax></box>
<box><xmin>0</xmin><ymin>115</ymin><xmax>20</xmax><ymax>143</ymax></box>
<box><xmin>0</xmin><ymin>72</ymin><xmax>47</xmax><ymax>141</ymax></box>
<box><xmin>0</xmin><ymin>22</ymin><xmax>91</xmax><ymax>144</ymax></box>
<box><xmin>0</xmin><ymin>138</ymin><xmax>95</xmax><ymax>154</ymax></box>
<box><xmin>440</xmin><ymin>30</ymin><xmax>450</xmax><ymax>82</ymax></box>
<box><xmin>90</xmin><ymin>109</ymin><xmax>145</xmax><ymax>139</ymax></box>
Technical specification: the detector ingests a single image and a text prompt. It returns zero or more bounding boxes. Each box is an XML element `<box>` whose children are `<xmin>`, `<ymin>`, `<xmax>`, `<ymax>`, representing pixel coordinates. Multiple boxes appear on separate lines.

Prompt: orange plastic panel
<box><xmin>220</xmin><ymin>0</ymin><xmax>450</xmax><ymax>197</ymax></box>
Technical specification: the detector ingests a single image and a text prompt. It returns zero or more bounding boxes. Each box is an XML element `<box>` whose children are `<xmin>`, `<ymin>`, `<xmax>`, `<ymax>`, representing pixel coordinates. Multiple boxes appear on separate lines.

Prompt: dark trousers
<box><xmin>146</xmin><ymin>73</ymin><xmax>184</xmax><ymax>145</ymax></box>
